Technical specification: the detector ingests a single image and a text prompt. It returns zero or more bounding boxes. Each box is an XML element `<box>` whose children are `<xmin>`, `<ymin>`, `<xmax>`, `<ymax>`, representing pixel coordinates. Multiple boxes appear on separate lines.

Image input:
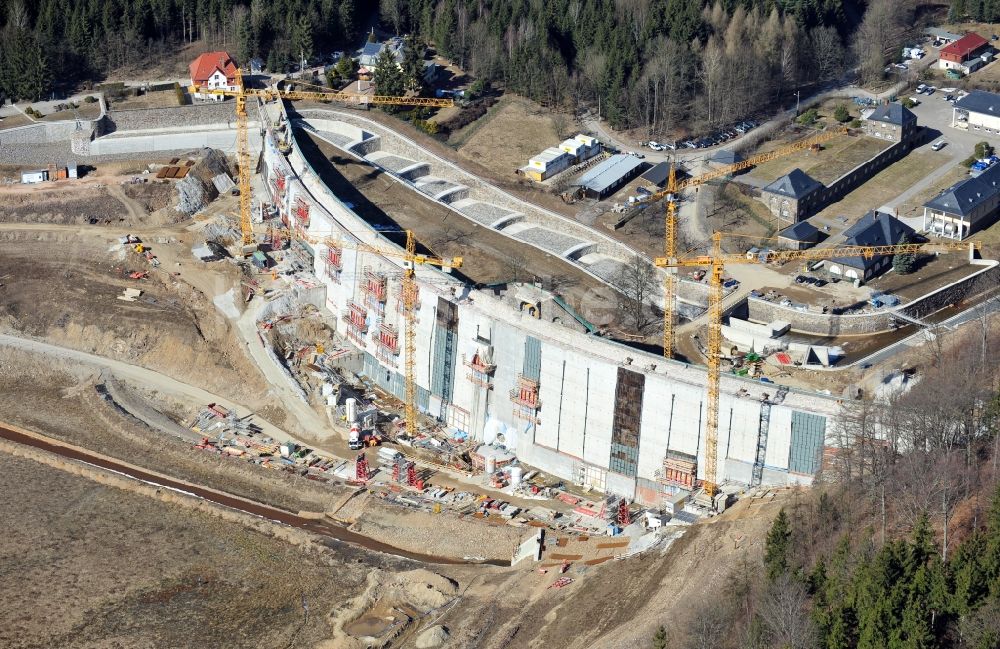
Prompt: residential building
<box><xmin>571</xmin><ymin>154</ymin><xmax>647</xmax><ymax>199</ymax></box>
<box><xmin>759</xmin><ymin>168</ymin><xmax>824</xmax><ymax>222</ymax></box>
<box><xmin>938</xmin><ymin>33</ymin><xmax>992</xmax><ymax>74</ymax></box>
<box><xmin>422</xmin><ymin>61</ymin><xmax>440</xmax><ymax>85</ymax></box>
<box><xmin>862</xmin><ymin>102</ymin><xmax>918</xmax><ymax>143</ymax></box>
<box><xmin>923</xmin><ymin>163</ymin><xmax>1000</xmax><ymax>239</ymax></box>
<box><xmin>827</xmin><ymin>211</ymin><xmax>915</xmax><ymax>283</ymax></box>
<box><xmin>953</xmin><ymin>90</ymin><xmax>1000</xmax><ymax>132</ymax></box>
<box><xmin>189</xmin><ymin>51</ymin><xmax>239</xmax><ymax>101</ymax></box>
<box><xmin>358</xmin><ymin>37</ymin><xmax>406</xmax><ymax>69</ymax></box>
<box><xmin>777</xmin><ymin>221</ymin><xmax>821</xmax><ymax>250</ymax></box>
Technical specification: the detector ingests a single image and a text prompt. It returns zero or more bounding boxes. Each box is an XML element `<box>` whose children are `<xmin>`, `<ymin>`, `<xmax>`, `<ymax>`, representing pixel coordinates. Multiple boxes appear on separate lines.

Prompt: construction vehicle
<box><xmin>190</xmin><ymin>70</ymin><xmax>454</xmax><ymax>255</ymax></box>
<box><xmin>655</xmin><ymin>147</ymin><xmax>980</xmax><ymax>500</ymax></box>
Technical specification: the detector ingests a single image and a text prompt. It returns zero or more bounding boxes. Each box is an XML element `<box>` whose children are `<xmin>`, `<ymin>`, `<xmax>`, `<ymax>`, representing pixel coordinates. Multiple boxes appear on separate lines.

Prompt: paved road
<box><xmin>579</xmin><ymin>77</ymin><xmax>910</xmax><ymax>163</ymax></box>
<box><xmin>844</xmin><ymin>294</ymin><xmax>1000</xmax><ymax>370</ymax></box>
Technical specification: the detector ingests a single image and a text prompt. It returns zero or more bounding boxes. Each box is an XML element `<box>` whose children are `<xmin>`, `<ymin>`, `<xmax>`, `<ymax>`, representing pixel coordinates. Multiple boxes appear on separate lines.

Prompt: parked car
<box><xmin>795</xmin><ymin>275</ymin><xmax>807</xmax><ymax>284</ymax></box>
<box><xmin>814</xmin><ymin>279</ymin><xmax>828</xmax><ymax>287</ymax></box>
<box><xmin>916</xmin><ymin>83</ymin><xmax>927</xmax><ymax>93</ymax></box>
<box><xmin>664</xmin><ymin>142</ymin><xmax>677</xmax><ymax>150</ymax></box>
<box><xmin>723</xmin><ymin>279</ymin><xmax>739</xmax><ymax>289</ymax></box>
<box><xmin>932</xmin><ymin>140</ymin><xmax>946</xmax><ymax>151</ymax></box>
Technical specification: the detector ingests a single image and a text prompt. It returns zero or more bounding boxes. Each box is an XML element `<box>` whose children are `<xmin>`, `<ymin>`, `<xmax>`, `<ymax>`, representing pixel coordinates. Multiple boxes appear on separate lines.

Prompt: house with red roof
<box><xmin>189</xmin><ymin>51</ymin><xmax>240</xmax><ymax>101</ymax></box>
<box><xmin>938</xmin><ymin>33</ymin><xmax>992</xmax><ymax>75</ymax></box>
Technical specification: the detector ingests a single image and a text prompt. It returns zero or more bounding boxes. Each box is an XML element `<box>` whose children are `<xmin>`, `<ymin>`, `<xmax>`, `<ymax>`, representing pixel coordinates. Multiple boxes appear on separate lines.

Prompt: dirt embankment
<box><xmin>0</xmin><ymin>347</ymin><xmax>337</xmax><ymax>513</ymax></box>
<box><xmin>0</xmin><ymin>181</ymin><xmax>185</xmax><ymax>227</ymax></box>
<box><xmin>0</xmin><ymin>231</ymin><xmax>266</xmax><ymax>405</ymax></box>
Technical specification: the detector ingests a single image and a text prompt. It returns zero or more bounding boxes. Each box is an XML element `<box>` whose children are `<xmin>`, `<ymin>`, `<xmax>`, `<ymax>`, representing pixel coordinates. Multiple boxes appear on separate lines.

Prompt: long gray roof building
<box><xmin>572</xmin><ymin>154</ymin><xmax>647</xmax><ymax>198</ymax></box>
<box><xmin>954</xmin><ymin>90</ymin><xmax>1000</xmax><ymax>116</ymax></box>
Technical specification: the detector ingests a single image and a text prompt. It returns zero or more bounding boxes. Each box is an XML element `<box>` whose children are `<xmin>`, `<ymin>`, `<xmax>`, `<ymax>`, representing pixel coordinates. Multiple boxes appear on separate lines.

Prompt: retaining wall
<box><xmin>101</xmin><ymin>102</ymin><xmax>237</xmax><ymax>133</ymax></box>
<box><xmin>747</xmin><ymin>259</ymin><xmax>998</xmax><ymax>335</ymax></box>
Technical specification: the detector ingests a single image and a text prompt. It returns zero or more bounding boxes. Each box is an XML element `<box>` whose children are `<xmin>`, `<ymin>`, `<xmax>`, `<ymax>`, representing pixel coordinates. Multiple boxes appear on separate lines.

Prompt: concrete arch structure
<box><xmin>269</xmin><ymin>104</ymin><xmax>842</xmax><ymax>505</ymax></box>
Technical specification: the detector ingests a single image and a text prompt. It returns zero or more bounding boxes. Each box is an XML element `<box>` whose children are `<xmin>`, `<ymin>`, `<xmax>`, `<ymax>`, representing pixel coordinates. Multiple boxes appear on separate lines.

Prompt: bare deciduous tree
<box><xmin>613</xmin><ymin>255</ymin><xmax>658</xmax><ymax>334</ymax></box>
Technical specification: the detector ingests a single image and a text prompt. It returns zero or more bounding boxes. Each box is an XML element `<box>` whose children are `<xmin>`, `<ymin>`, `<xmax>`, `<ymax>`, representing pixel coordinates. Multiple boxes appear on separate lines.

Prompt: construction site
<box><xmin>3</xmin><ymin>49</ymin><xmax>1000</xmax><ymax>649</ymax></box>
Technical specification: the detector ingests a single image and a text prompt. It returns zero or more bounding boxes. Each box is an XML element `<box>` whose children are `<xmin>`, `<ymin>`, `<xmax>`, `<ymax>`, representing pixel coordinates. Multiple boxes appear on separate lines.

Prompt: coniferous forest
<box><xmin>0</xmin><ymin>0</ymin><xmax>946</xmax><ymax>135</ymax></box>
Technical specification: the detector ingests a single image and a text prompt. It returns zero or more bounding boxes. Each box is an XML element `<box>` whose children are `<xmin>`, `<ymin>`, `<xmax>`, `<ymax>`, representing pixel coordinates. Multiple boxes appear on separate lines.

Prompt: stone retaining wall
<box><xmin>747</xmin><ymin>259</ymin><xmax>999</xmax><ymax>335</ymax></box>
<box><xmin>103</xmin><ymin>102</ymin><xmax>237</xmax><ymax>133</ymax></box>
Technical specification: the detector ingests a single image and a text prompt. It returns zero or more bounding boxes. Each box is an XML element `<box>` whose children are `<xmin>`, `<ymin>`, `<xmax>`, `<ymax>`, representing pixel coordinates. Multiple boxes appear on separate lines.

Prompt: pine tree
<box><xmin>372</xmin><ymin>46</ymin><xmax>406</xmax><ymax>109</ymax></box>
<box><xmin>764</xmin><ymin>508</ymin><xmax>792</xmax><ymax>580</ymax></box>
<box><xmin>652</xmin><ymin>625</ymin><xmax>668</xmax><ymax>649</ymax></box>
<box><xmin>401</xmin><ymin>34</ymin><xmax>424</xmax><ymax>92</ymax></box>
<box><xmin>893</xmin><ymin>234</ymin><xmax>916</xmax><ymax>274</ymax></box>
<box><xmin>985</xmin><ymin>484</ymin><xmax>1000</xmax><ymax>597</ymax></box>
<box><xmin>951</xmin><ymin>531</ymin><xmax>988</xmax><ymax>612</ymax></box>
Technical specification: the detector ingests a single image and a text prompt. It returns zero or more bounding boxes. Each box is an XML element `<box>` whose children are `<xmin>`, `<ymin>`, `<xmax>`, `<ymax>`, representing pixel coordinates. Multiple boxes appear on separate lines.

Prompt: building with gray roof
<box><xmin>953</xmin><ymin>90</ymin><xmax>1000</xmax><ymax>132</ymax></box>
<box><xmin>571</xmin><ymin>154</ymin><xmax>647</xmax><ymax>199</ymax></box>
<box><xmin>923</xmin><ymin>163</ymin><xmax>1000</xmax><ymax>239</ymax></box>
<box><xmin>862</xmin><ymin>102</ymin><xmax>918</xmax><ymax>142</ymax></box>
<box><xmin>777</xmin><ymin>220</ymin><xmax>821</xmax><ymax>249</ymax></box>
<box><xmin>925</xmin><ymin>27</ymin><xmax>963</xmax><ymax>44</ymax></box>
<box><xmin>827</xmin><ymin>211</ymin><xmax>915</xmax><ymax>283</ymax></box>
<box><xmin>759</xmin><ymin>168</ymin><xmax>824</xmax><ymax>222</ymax></box>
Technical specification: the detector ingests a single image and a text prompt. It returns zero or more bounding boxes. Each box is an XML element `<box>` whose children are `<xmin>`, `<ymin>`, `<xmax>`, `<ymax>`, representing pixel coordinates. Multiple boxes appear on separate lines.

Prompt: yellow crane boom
<box><xmin>659</xmin><ymin>127</ymin><xmax>846</xmax><ymax>358</ymax></box>
<box><xmin>280</xmin><ymin>228</ymin><xmax>462</xmax><ymax>438</ymax></box>
<box><xmin>657</xmin><ymin>233</ymin><xmax>978</xmax><ymax>497</ymax></box>
<box><xmin>654</xmin><ymin>125</ymin><xmax>975</xmax><ymax>499</ymax></box>
<box><xmin>191</xmin><ymin>64</ymin><xmax>454</xmax><ymax>441</ymax></box>
<box><xmin>189</xmin><ymin>78</ymin><xmax>454</xmax><ymax>251</ymax></box>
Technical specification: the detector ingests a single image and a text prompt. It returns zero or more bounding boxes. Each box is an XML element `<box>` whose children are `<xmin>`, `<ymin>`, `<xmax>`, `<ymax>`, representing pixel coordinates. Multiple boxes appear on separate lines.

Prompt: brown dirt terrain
<box><xmin>0</xmin><ymin>340</ymin><xmax>791</xmax><ymax>648</ymax></box>
<box><xmin>296</xmin><ymin>131</ymin><xmax>620</xmax><ymax>322</ymax></box>
<box><xmin>430</xmin><ymin>490</ymin><xmax>791</xmax><ymax>649</ymax></box>
<box><xmin>0</xmin><ymin>181</ymin><xmax>184</xmax><ymax>227</ymax></box>
<box><xmin>452</xmin><ymin>95</ymin><xmax>566</xmax><ymax>175</ymax></box>
<box><xmin>0</xmin><ymin>451</ymin><xmax>392</xmax><ymax>649</ymax></box>
<box><xmin>0</xmin><ymin>231</ymin><xmax>265</xmax><ymax>404</ymax></box>
<box><xmin>0</xmin><ymin>347</ymin><xmax>333</xmax><ymax>512</ymax></box>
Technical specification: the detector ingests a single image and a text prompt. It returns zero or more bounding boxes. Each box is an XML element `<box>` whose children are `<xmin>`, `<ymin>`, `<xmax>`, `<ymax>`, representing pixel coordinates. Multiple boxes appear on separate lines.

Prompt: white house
<box><xmin>189</xmin><ymin>51</ymin><xmax>240</xmax><ymax>101</ymax></box>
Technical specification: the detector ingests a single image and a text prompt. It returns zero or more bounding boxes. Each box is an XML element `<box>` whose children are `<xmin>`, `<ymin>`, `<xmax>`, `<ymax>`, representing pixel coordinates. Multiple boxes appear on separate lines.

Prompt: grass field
<box><xmin>747</xmin><ymin>134</ymin><xmax>890</xmax><ymax>185</ymax></box>
<box><xmin>897</xmin><ymin>165</ymin><xmax>969</xmax><ymax>219</ymax></box>
<box><xmin>42</xmin><ymin>102</ymin><xmax>103</xmax><ymax>121</ymax></box>
<box><xmin>106</xmin><ymin>89</ymin><xmax>182</xmax><ymax>110</ymax></box>
<box><xmin>0</xmin><ymin>113</ymin><xmax>30</xmax><ymax>131</ymax></box>
<box><xmin>0</xmin><ymin>452</ymin><xmax>371</xmax><ymax>649</ymax></box>
<box><xmin>814</xmin><ymin>150</ymin><xmax>949</xmax><ymax>222</ymax></box>
<box><xmin>452</xmin><ymin>95</ymin><xmax>567</xmax><ymax>175</ymax></box>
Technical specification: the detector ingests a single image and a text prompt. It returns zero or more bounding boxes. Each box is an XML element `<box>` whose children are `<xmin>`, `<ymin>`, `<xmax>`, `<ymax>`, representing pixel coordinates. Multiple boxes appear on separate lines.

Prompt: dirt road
<box><xmin>0</xmin><ymin>421</ymin><xmax>494</xmax><ymax>565</ymax></box>
<box><xmin>0</xmin><ymin>332</ymin><xmax>297</xmax><ymax>444</ymax></box>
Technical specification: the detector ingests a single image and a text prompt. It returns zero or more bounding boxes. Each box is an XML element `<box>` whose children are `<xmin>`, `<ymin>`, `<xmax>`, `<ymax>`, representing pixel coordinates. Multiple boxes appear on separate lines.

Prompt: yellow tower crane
<box><xmin>656</xmin><ymin>234</ymin><xmax>978</xmax><ymax>497</ymax></box>
<box><xmin>191</xmin><ymin>73</ymin><xmax>454</xmax><ymax>253</ymax></box>
<box><xmin>281</xmin><ymin>228</ymin><xmax>462</xmax><ymax>438</ymax></box>
<box><xmin>650</xmin><ymin>126</ymin><xmax>978</xmax><ymax>499</ymax></box>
